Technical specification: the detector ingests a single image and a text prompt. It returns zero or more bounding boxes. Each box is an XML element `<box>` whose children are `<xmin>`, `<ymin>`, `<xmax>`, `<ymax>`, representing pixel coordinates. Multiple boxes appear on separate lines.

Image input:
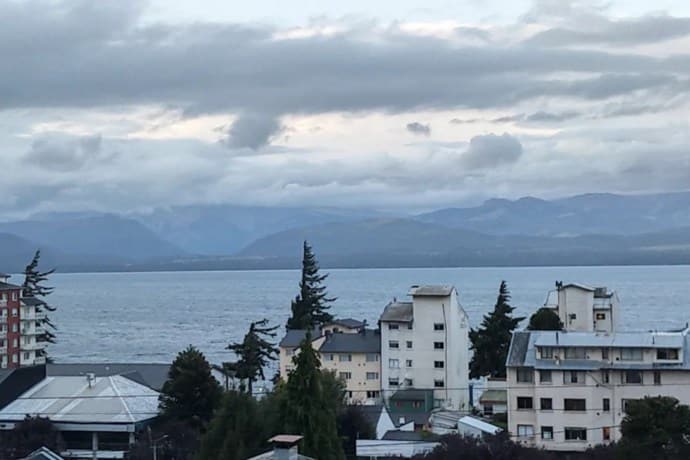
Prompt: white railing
<box><xmin>20</xmin><ymin>342</ymin><xmax>45</xmax><ymax>351</ymax></box>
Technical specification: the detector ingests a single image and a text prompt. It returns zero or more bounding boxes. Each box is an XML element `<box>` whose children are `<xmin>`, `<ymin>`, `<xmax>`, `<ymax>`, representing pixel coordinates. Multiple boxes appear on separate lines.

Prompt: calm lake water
<box><xmin>42</xmin><ymin>265</ymin><xmax>690</xmax><ymax>365</ymax></box>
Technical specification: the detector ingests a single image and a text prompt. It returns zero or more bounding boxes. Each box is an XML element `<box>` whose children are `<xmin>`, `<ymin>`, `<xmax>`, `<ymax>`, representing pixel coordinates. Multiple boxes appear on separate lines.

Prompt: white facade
<box><xmin>545</xmin><ymin>283</ymin><xmax>619</xmax><ymax>333</ymax></box>
<box><xmin>380</xmin><ymin>285</ymin><xmax>470</xmax><ymax>411</ymax></box>
<box><xmin>506</xmin><ymin>327</ymin><xmax>690</xmax><ymax>451</ymax></box>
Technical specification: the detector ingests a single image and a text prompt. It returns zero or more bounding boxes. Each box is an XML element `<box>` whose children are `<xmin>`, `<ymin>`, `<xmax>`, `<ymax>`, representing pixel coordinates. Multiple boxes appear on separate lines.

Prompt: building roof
<box><xmin>389</xmin><ymin>389</ymin><xmax>433</xmax><ymax>401</ymax></box>
<box><xmin>506</xmin><ymin>331</ymin><xmax>531</xmax><ymax>367</ymax></box>
<box><xmin>22</xmin><ymin>297</ymin><xmax>46</xmax><ymax>307</ymax></box>
<box><xmin>359</xmin><ymin>404</ymin><xmax>385</xmax><ymax>428</ymax></box>
<box><xmin>379</xmin><ymin>301</ymin><xmax>413</xmax><ymax>323</ymax></box>
<box><xmin>479</xmin><ymin>389</ymin><xmax>507</xmax><ymax>404</ymax></box>
<box><xmin>458</xmin><ymin>416</ymin><xmax>501</xmax><ymax>435</ymax></box>
<box><xmin>21</xmin><ymin>447</ymin><xmax>65</xmax><ymax>460</ymax></box>
<box><xmin>279</xmin><ymin>328</ymin><xmax>320</xmax><ymax>348</ymax></box>
<box><xmin>328</xmin><ymin>318</ymin><xmax>364</xmax><ymax>329</ymax></box>
<box><xmin>533</xmin><ymin>331</ymin><xmax>685</xmax><ymax>349</ymax></box>
<box><xmin>391</xmin><ymin>410</ymin><xmax>432</xmax><ymax>427</ymax></box>
<box><xmin>319</xmin><ymin>329</ymin><xmax>380</xmax><ymax>354</ymax></box>
<box><xmin>559</xmin><ymin>283</ymin><xmax>595</xmax><ymax>292</ymax></box>
<box><xmin>269</xmin><ymin>434</ymin><xmax>303</xmax><ymax>444</ymax></box>
<box><xmin>409</xmin><ymin>285</ymin><xmax>454</xmax><ymax>297</ymax></box>
<box><xmin>0</xmin><ymin>281</ymin><xmax>22</xmax><ymax>291</ymax></box>
<box><xmin>382</xmin><ymin>430</ymin><xmax>439</xmax><ymax>441</ymax></box>
<box><xmin>0</xmin><ymin>375</ymin><xmax>159</xmax><ymax>425</ymax></box>
<box><xmin>46</xmin><ymin>363</ymin><xmax>170</xmax><ymax>391</ymax></box>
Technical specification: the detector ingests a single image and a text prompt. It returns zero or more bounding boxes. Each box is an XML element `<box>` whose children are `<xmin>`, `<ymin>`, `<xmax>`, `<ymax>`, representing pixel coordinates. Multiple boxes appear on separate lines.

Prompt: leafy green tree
<box><xmin>227</xmin><ymin>319</ymin><xmax>279</xmax><ymax>394</ymax></box>
<box><xmin>527</xmin><ymin>307</ymin><xmax>563</xmax><ymax>331</ymax></box>
<box><xmin>618</xmin><ymin>396</ymin><xmax>690</xmax><ymax>460</ymax></box>
<box><xmin>0</xmin><ymin>416</ymin><xmax>62</xmax><ymax>459</ymax></box>
<box><xmin>159</xmin><ymin>345</ymin><xmax>222</xmax><ymax>428</ymax></box>
<box><xmin>22</xmin><ymin>250</ymin><xmax>57</xmax><ymax>361</ymax></box>
<box><xmin>286</xmin><ymin>241</ymin><xmax>335</xmax><ymax>330</ymax></box>
<box><xmin>469</xmin><ymin>281</ymin><xmax>525</xmax><ymax>379</ymax></box>
<box><xmin>338</xmin><ymin>405</ymin><xmax>376</xmax><ymax>457</ymax></box>
<box><xmin>282</xmin><ymin>333</ymin><xmax>344</xmax><ymax>460</ymax></box>
<box><xmin>197</xmin><ymin>391</ymin><xmax>266</xmax><ymax>460</ymax></box>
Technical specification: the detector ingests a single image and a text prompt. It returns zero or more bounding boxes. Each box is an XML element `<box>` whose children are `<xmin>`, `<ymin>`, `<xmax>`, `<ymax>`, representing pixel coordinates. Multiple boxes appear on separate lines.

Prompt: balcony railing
<box><xmin>20</xmin><ymin>342</ymin><xmax>45</xmax><ymax>351</ymax></box>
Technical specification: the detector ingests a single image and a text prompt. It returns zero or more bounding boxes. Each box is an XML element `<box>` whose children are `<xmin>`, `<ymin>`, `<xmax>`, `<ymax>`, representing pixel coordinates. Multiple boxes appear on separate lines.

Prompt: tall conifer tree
<box><xmin>227</xmin><ymin>319</ymin><xmax>279</xmax><ymax>395</ymax></box>
<box><xmin>469</xmin><ymin>281</ymin><xmax>525</xmax><ymax>379</ymax></box>
<box><xmin>286</xmin><ymin>241</ymin><xmax>334</xmax><ymax>330</ymax></box>
<box><xmin>22</xmin><ymin>250</ymin><xmax>57</xmax><ymax>361</ymax></box>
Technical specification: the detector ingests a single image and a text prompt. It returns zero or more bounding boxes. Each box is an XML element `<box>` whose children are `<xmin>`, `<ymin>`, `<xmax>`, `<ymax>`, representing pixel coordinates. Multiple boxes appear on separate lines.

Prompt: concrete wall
<box><xmin>321</xmin><ymin>350</ymin><xmax>381</xmax><ymax>404</ymax></box>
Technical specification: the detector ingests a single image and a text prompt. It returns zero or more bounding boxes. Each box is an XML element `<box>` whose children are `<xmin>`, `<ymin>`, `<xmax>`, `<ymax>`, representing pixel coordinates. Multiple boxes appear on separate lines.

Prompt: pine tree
<box><xmin>227</xmin><ymin>319</ymin><xmax>279</xmax><ymax>395</ymax></box>
<box><xmin>527</xmin><ymin>307</ymin><xmax>563</xmax><ymax>331</ymax></box>
<box><xmin>469</xmin><ymin>281</ymin><xmax>525</xmax><ymax>379</ymax></box>
<box><xmin>286</xmin><ymin>241</ymin><xmax>335</xmax><ymax>330</ymax></box>
<box><xmin>282</xmin><ymin>333</ymin><xmax>344</xmax><ymax>460</ymax></box>
<box><xmin>22</xmin><ymin>250</ymin><xmax>57</xmax><ymax>361</ymax></box>
<box><xmin>159</xmin><ymin>345</ymin><xmax>223</xmax><ymax>428</ymax></box>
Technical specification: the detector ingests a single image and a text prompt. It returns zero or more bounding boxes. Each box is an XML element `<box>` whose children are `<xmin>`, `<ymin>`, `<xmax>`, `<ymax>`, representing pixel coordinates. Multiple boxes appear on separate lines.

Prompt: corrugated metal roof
<box><xmin>47</xmin><ymin>363</ymin><xmax>170</xmax><ymax>391</ymax></box>
<box><xmin>328</xmin><ymin>318</ymin><xmax>364</xmax><ymax>329</ymax></box>
<box><xmin>379</xmin><ymin>302</ymin><xmax>413</xmax><ymax>323</ymax></box>
<box><xmin>533</xmin><ymin>331</ymin><xmax>684</xmax><ymax>349</ymax></box>
<box><xmin>0</xmin><ymin>281</ymin><xmax>21</xmax><ymax>291</ymax></box>
<box><xmin>0</xmin><ymin>375</ymin><xmax>159</xmax><ymax>425</ymax></box>
<box><xmin>279</xmin><ymin>328</ymin><xmax>320</xmax><ymax>348</ymax></box>
<box><xmin>409</xmin><ymin>285</ymin><xmax>454</xmax><ymax>297</ymax></box>
<box><xmin>458</xmin><ymin>416</ymin><xmax>501</xmax><ymax>434</ymax></box>
<box><xmin>506</xmin><ymin>332</ymin><xmax>531</xmax><ymax>367</ymax></box>
<box><xmin>319</xmin><ymin>330</ymin><xmax>380</xmax><ymax>353</ymax></box>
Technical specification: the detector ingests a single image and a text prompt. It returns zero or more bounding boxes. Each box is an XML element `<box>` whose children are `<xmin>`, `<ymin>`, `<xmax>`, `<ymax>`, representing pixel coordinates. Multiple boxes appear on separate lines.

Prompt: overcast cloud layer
<box><xmin>2</xmin><ymin>0</ymin><xmax>690</xmax><ymax>218</ymax></box>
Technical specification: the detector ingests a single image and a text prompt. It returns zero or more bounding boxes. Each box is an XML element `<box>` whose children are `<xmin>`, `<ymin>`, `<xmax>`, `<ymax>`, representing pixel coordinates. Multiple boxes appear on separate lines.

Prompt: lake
<box><xmin>43</xmin><ymin>265</ymin><xmax>690</xmax><ymax>365</ymax></box>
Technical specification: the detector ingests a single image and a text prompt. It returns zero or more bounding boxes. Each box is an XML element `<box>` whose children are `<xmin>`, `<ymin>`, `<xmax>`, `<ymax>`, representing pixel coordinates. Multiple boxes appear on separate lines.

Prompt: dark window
<box><xmin>541</xmin><ymin>347</ymin><xmax>554</xmax><ymax>359</ymax></box>
<box><xmin>367</xmin><ymin>391</ymin><xmax>380</xmax><ymax>399</ymax></box>
<box><xmin>602</xmin><ymin>370</ymin><xmax>610</xmax><ymax>383</ymax></box>
<box><xmin>596</xmin><ymin>313</ymin><xmax>606</xmax><ymax>320</ymax></box>
<box><xmin>389</xmin><ymin>340</ymin><xmax>399</xmax><ymax>349</ymax></box>
<box><xmin>407</xmin><ymin>323</ymin><xmax>413</xmax><ymax>330</ymax></box>
<box><xmin>620</xmin><ymin>348</ymin><xmax>643</xmax><ymax>361</ymax></box>
<box><xmin>389</xmin><ymin>378</ymin><xmax>399</xmax><ymax>387</ymax></box>
<box><xmin>406</xmin><ymin>341</ymin><xmax>413</xmax><ymax>349</ymax></box>
<box><xmin>541</xmin><ymin>426</ymin><xmax>553</xmax><ymax>440</ymax></box>
<box><xmin>602</xmin><ymin>348</ymin><xmax>609</xmax><ymax>360</ymax></box>
<box><xmin>405</xmin><ymin>359</ymin><xmax>413</xmax><ymax>368</ymax></box>
<box><xmin>565</xmin><ymin>348</ymin><xmax>586</xmax><ymax>359</ymax></box>
<box><xmin>388</xmin><ymin>324</ymin><xmax>399</xmax><ymax>330</ymax></box>
<box><xmin>517</xmin><ymin>397</ymin><xmax>533</xmax><ymax>409</ymax></box>
<box><xmin>654</xmin><ymin>371</ymin><xmax>661</xmax><ymax>385</ymax></box>
<box><xmin>565</xmin><ymin>428</ymin><xmax>587</xmax><ymax>441</ymax></box>
<box><xmin>657</xmin><ymin>349</ymin><xmax>679</xmax><ymax>360</ymax></box>
<box><xmin>603</xmin><ymin>398</ymin><xmax>610</xmax><ymax>412</ymax></box>
<box><xmin>434</xmin><ymin>342</ymin><xmax>444</xmax><ymax>350</ymax></box>
<box><xmin>540</xmin><ymin>398</ymin><xmax>553</xmax><ymax>410</ymax></box>
<box><xmin>434</xmin><ymin>323</ymin><xmax>444</xmax><ymax>331</ymax></box>
<box><xmin>624</xmin><ymin>370</ymin><xmax>643</xmax><ymax>384</ymax></box>
<box><xmin>517</xmin><ymin>369</ymin><xmax>534</xmax><ymax>383</ymax></box>
<box><xmin>434</xmin><ymin>379</ymin><xmax>444</xmax><ymax>388</ymax></box>
<box><xmin>412</xmin><ymin>400</ymin><xmax>421</xmax><ymax>408</ymax></box>
<box><xmin>564</xmin><ymin>399</ymin><xmax>586</xmax><ymax>411</ymax></box>
<box><xmin>434</xmin><ymin>361</ymin><xmax>444</xmax><ymax>369</ymax></box>
<box><xmin>404</xmin><ymin>378</ymin><xmax>413</xmax><ymax>387</ymax></box>
<box><xmin>603</xmin><ymin>427</ymin><xmax>611</xmax><ymax>441</ymax></box>
<box><xmin>540</xmin><ymin>370</ymin><xmax>552</xmax><ymax>383</ymax></box>
<box><xmin>565</xmin><ymin>371</ymin><xmax>582</xmax><ymax>384</ymax></box>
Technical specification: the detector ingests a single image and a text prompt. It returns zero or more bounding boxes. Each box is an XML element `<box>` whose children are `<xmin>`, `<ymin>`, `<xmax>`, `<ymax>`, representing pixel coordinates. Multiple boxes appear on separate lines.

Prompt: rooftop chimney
<box><xmin>268</xmin><ymin>435</ymin><xmax>303</xmax><ymax>460</ymax></box>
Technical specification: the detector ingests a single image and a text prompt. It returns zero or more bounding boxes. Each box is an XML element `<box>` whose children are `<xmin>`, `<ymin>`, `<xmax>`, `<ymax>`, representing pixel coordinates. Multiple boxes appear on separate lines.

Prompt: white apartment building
<box><xmin>379</xmin><ymin>285</ymin><xmax>470</xmax><ymax>411</ymax></box>
<box><xmin>545</xmin><ymin>282</ymin><xmax>620</xmax><ymax>333</ymax></box>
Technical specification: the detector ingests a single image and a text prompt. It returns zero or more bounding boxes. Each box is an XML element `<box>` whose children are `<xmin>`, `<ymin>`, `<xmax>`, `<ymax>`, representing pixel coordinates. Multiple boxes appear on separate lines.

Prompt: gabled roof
<box><xmin>328</xmin><ymin>318</ymin><xmax>364</xmax><ymax>329</ymax></box>
<box><xmin>279</xmin><ymin>328</ymin><xmax>321</xmax><ymax>348</ymax></box>
<box><xmin>506</xmin><ymin>331</ymin><xmax>531</xmax><ymax>367</ymax></box>
<box><xmin>390</xmin><ymin>389</ymin><xmax>433</xmax><ymax>401</ymax></box>
<box><xmin>22</xmin><ymin>447</ymin><xmax>65</xmax><ymax>460</ymax></box>
<box><xmin>47</xmin><ymin>363</ymin><xmax>170</xmax><ymax>391</ymax></box>
<box><xmin>380</xmin><ymin>302</ymin><xmax>413</xmax><ymax>323</ymax></box>
<box><xmin>0</xmin><ymin>375</ymin><xmax>160</xmax><ymax>425</ymax></box>
<box><xmin>0</xmin><ymin>281</ymin><xmax>22</xmax><ymax>291</ymax></box>
<box><xmin>22</xmin><ymin>297</ymin><xmax>46</xmax><ymax>307</ymax></box>
<box><xmin>559</xmin><ymin>283</ymin><xmax>594</xmax><ymax>292</ymax></box>
<box><xmin>319</xmin><ymin>329</ymin><xmax>380</xmax><ymax>354</ymax></box>
<box><xmin>408</xmin><ymin>285</ymin><xmax>454</xmax><ymax>297</ymax></box>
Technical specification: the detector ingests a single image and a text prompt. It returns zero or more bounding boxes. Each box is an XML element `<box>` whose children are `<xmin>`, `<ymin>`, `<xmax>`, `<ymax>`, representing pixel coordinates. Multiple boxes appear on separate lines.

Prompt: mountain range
<box><xmin>2</xmin><ymin>191</ymin><xmax>690</xmax><ymax>272</ymax></box>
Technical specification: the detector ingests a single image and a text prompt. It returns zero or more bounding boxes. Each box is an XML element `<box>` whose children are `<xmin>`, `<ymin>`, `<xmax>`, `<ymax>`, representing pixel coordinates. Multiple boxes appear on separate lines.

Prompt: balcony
<box><xmin>34</xmin><ymin>356</ymin><xmax>46</xmax><ymax>364</ymax></box>
<box><xmin>20</xmin><ymin>342</ymin><xmax>45</xmax><ymax>351</ymax></box>
<box><xmin>0</xmin><ymin>316</ymin><xmax>7</xmax><ymax>324</ymax></box>
<box><xmin>21</xmin><ymin>313</ymin><xmax>36</xmax><ymax>321</ymax></box>
<box><xmin>35</xmin><ymin>311</ymin><xmax>47</xmax><ymax>320</ymax></box>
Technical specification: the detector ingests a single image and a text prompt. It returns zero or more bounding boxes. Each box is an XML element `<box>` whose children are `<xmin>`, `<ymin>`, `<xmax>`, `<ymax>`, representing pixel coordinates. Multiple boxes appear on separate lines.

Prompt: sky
<box><xmin>2</xmin><ymin>0</ymin><xmax>690</xmax><ymax>218</ymax></box>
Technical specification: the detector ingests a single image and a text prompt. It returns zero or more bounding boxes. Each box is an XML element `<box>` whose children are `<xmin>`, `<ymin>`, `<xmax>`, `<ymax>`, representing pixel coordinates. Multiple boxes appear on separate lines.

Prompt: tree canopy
<box><xmin>23</xmin><ymin>250</ymin><xmax>57</xmax><ymax>359</ymax></box>
<box><xmin>159</xmin><ymin>345</ymin><xmax>222</xmax><ymax>428</ymax></box>
<box><xmin>227</xmin><ymin>319</ymin><xmax>279</xmax><ymax>394</ymax></box>
<box><xmin>469</xmin><ymin>281</ymin><xmax>525</xmax><ymax>379</ymax></box>
<box><xmin>286</xmin><ymin>241</ymin><xmax>335</xmax><ymax>330</ymax></box>
<box><xmin>0</xmin><ymin>416</ymin><xmax>61</xmax><ymax>459</ymax></box>
<box><xmin>527</xmin><ymin>307</ymin><xmax>563</xmax><ymax>331</ymax></box>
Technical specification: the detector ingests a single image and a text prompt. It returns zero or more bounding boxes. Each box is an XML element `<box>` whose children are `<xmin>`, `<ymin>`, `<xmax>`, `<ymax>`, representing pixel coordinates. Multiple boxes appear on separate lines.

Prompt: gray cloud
<box><xmin>461</xmin><ymin>133</ymin><xmax>523</xmax><ymax>170</ymax></box>
<box><xmin>224</xmin><ymin>113</ymin><xmax>283</xmax><ymax>150</ymax></box>
<box><xmin>525</xmin><ymin>110</ymin><xmax>580</xmax><ymax>122</ymax></box>
<box><xmin>23</xmin><ymin>134</ymin><xmax>107</xmax><ymax>171</ymax></box>
<box><xmin>406</xmin><ymin>122</ymin><xmax>431</xmax><ymax>136</ymax></box>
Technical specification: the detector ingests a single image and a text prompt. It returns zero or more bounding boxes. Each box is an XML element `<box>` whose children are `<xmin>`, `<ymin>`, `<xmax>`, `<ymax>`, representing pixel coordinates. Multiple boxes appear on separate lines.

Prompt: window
<box><xmin>389</xmin><ymin>340</ymin><xmax>399</xmax><ymax>349</ymax></box>
<box><xmin>657</xmin><ymin>348</ymin><xmax>679</xmax><ymax>360</ymax></box>
<box><xmin>517</xmin><ymin>425</ymin><xmax>534</xmax><ymax>438</ymax></box>
<box><xmin>11</xmin><ymin>324</ymin><xmax>17</xmax><ymax>333</ymax></box>
<box><xmin>0</xmin><ymin>340</ymin><xmax>4</xmax><ymax>347</ymax></box>
<box><xmin>389</xmin><ymin>378</ymin><xmax>399</xmax><ymax>387</ymax></box>
<box><xmin>623</xmin><ymin>370</ymin><xmax>643</xmax><ymax>384</ymax></box>
<box><xmin>516</xmin><ymin>368</ymin><xmax>534</xmax><ymax>383</ymax></box>
<box><xmin>11</xmin><ymin>309</ymin><xmax>17</xmax><ymax>317</ymax></box>
<box><xmin>539</xmin><ymin>370</ymin><xmax>552</xmax><ymax>383</ymax></box>
<box><xmin>339</xmin><ymin>372</ymin><xmax>352</xmax><ymax>380</ymax></box>
<box><xmin>366</xmin><ymin>353</ymin><xmax>379</xmax><ymax>362</ymax></box>
<box><xmin>412</xmin><ymin>400</ymin><xmax>421</xmax><ymax>408</ymax></box>
<box><xmin>541</xmin><ymin>426</ymin><xmax>554</xmax><ymax>440</ymax></box>
<box><xmin>540</xmin><ymin>398</ymin><xmax>553</xmax><ymax>410</ymax></box>
<box><xmin>12</xmin><ymin>354</ymin><xmax>18</xmax><ymax>363</ymax></box>
<box><xmin>367</xmin><ymin>391</ymin><xmax>380</xmax><ymax>399</ymax></box>
<box><xmin>339</xmin><ymin>354</ymin><xmax>352</xmax><ymax>362</ymax></box>
<box><xmin>602</xmin><ymin>348</ymin><xmax>609</xmax><ymax>360</ymax></box>
<box><xmin>434</xmin><ymin>399</ymin><xmax>445</xmax><ymax>408</ymax></box>
<box><xmin>654</xmin><ymin>371</ymin><xmax>661</xmax><ymax>385</ymax></box>
<box><xmin>389</xmin><ymin>324</ymin><xmax>399</xmax><ymax>330</ymax></box>
<box><xmin>603</xmin><ymin>398</ymin><xmax>610</xmax><ymax>412</ymax></box>
<box><xmin>565</xmin><ymin>371</ymin><xmax>584</xmax><ymax>384</ymax></box>
<box><xmin>602</xmin><ymin>370</ymin><xmax>610</xmax><ymax>383</ymax></box>
<box><xmin>596</xmin><ymin>313</ymin><xmax>606</xmax><ymax>320</ymax></box>
<box><xmin>11</xmin><ymin>292</ymin><xmax>17</xmax><ymax>301</ymax></box>
<box><xmin>565</xmin><ymin>348</ymin><xmax>586</xmax><ymax>359</ymax></box>
<box><xmin>404</xmin><ymin>378</ymin><xmax>413</xmax><ymax>386</ymax></box>
<box><xmin>12</xmin><ymin>339</ymin><xmax>17</xmax><ymax>347</ymax></box>
<box><xmin>483</xmin><ymin>404</ymin><xmax>494</xmax><ymax>416</ymax></box>
<box><xmin>434</xmin><ymin>361</ymin><xmax>444</xmax><ymax>369</ymax></box>
<box><xmin>406</xmin><ymin>341</ymin><xmax>413</xmax><ymax>349</ymax></box>
<box><xmin>603</xmin><ymin>427</ymin><xmax>611</xmax><ymax>441</ymax></box>
<box><xmin>620</xmin><ymin>348</ymin><xmax>643</xmax><ymax>361</ymax></box>
<box><xmin>517</xmin><ymin>397</ymin><xmax>533</xmax><ymax>409</ymax></box>
<box><xmin>434</xmin><ymin>342</ymin><xmax>444</xmax><ymax>350</ymax></box>
<box><xmin>541</xmin><ymin>347</ymin><xmax>554</xmax><ymax>359</ymax></box>
<box><xmin>389</xmin><ymin>359</ymin><xmax>400</xmax><ymax>368</ymax></box>
<box><xmin>434</xmin><ymin>379</ymin><xmax>445</xmax><ymax>388</ymax></box>
<box><xmin>434</xmin><ymin>323</ymin><xmax>444</xmax><ymax>331</ymax></box>
<box><xmin>565</xmin><ymin>428</ymin><xmax>587</xmax><ymax>441</ymax></box>
<box><xmin>366</xmin><ymin>372</ymin><xmax>379</xmax><ymax>380</ymax></box>
<box><xmin>23</xmin><ymin>352</ymin><xmax>30</xmax><ymax>360</ymax></box>
<box><xmin>407</xmin><ymin>323</ymin><xmax>413</xmax><ymax>330</ymax></box>
<box><xmin>564</xmin><ymin>399</ymin><xmax>586</xmax><ymax>411</ymax></box>
<box><xmin>405</xmin><ymin>359</ymin><xmax>413</xmax><ymax>368</ymax></box>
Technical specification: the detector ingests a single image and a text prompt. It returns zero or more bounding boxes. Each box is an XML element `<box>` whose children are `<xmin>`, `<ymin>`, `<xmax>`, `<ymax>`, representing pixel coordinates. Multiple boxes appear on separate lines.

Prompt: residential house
<box><xmin>478</xmin><ymin>378</ymin><xmax>507</xmax><ymax>416</ymax></box>
<box><xmin>545</xmin><ymin>282</ymin><xmax>619</xmax><ymax>333</ymax></box>
<box><xmin>380</xmin><ymin>285</ymin><xmax>470</xmax><ymax>411</ymax></box>
<box><xmin>506</xmin><ymin>326</ymin><xmax>690</xmax><ymax>451</ymax></box>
